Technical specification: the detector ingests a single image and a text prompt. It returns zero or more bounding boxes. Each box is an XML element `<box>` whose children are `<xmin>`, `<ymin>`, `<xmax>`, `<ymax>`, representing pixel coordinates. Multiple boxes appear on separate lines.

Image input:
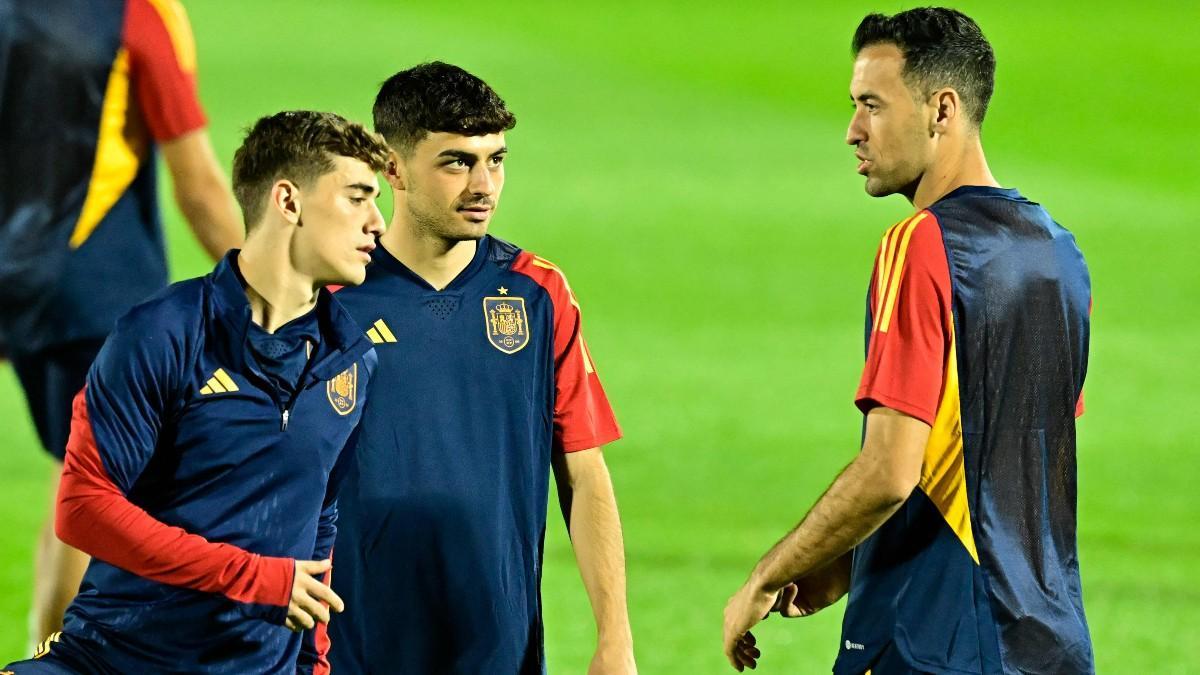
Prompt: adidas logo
<box><xmin>366</xmin><ymin>319</ymin><xmax>396</xmax><ymax>344</ymax></box>
<box><xmin>199</xmin><ymin>368</ymin><xmax>239</xmax><ymax>395</ymax></box>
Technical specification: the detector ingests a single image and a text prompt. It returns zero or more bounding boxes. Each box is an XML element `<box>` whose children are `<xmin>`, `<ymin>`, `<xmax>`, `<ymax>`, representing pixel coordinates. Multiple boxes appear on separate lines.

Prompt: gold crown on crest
<box><xmin>494</xmin><ymin>302</ymin><xmax>515</xmax><ymax>313</ymax></box>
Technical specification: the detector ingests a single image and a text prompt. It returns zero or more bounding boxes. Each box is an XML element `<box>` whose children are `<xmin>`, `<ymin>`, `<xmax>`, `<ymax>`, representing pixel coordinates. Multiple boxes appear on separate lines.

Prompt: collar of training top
<box><xmin>205</xmin><ymin>250</ymin><xmax>371</xmax><ymax>379</ymax></box>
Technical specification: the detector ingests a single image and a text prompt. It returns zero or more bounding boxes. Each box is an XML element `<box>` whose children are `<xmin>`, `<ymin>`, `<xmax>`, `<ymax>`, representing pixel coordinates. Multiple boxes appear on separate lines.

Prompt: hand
<box><xmin>723</xmin><ymin>578</ymin><xmax>776</xmax><ymax>671</ymax></box>
<box><xmin>589</xmin><ymin>639</ymin><xmax>637</xmax><ymax>675</ymax></box>
<box><xmin>285</xmin><ymin>559</ymin><xmax>344</xmax><ymax>632</ymax></box>
<box><xmin>771</xmin><ymin>558</ymin><xmax>851</xmax><ymax>618</ymax></box>
<box><xmin>770</xmin><ymin>579</ymin><xmax>841</xmax><ymax>618</ymax></box>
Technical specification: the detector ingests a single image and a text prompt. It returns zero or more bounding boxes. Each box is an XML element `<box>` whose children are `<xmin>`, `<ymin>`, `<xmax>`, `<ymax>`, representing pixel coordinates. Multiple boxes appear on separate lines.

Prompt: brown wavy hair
<box><xmin>233</xmin><ymin>110</ymin><xmax>390</xmax><ymax>228</ymax></box>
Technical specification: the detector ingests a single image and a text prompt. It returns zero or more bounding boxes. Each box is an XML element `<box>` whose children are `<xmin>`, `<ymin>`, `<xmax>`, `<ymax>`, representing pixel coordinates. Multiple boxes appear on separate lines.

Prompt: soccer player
<box><xmin>723</xmin><ymin>8</ymin><xmax>1092</xmax><ymax>674</ymax></box>
<box><xmin>0</xmin><ymin>0</ymin><xmax>243</xmax><ymax>645</ymax></box>
<box><xmin>327</xmin><ymin>62</ymin><xmax>637</xmax><ymax>674</ymax></box>
<box><xmin>3</xmin><ymin>110</ymin><xmax>390</xmax><ymax>673</ymax></box>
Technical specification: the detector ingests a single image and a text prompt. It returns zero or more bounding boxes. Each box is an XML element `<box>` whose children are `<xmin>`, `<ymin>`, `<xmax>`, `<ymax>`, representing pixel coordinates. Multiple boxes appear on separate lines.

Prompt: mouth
<box><xmin>458</xmin><ymin>205</ymin><xmax>493</xmax><ymax>223</ymax></box>
<box><xmin>356</xmin><ymin>243</ymin><xmax>375</xmax><ymax>262</ymax></box>
<box><xmin>855</xmin><ymin>153</ymin><xmax>870</xmax><ymax>175</ymax></box>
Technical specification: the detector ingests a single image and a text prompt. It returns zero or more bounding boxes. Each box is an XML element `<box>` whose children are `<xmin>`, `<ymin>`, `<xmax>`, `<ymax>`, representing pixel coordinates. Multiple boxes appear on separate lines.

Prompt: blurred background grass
<box><xmin>2</xmin><ymin>1</ymin><xmax>1198</xmax><ymax>671</ymax></box>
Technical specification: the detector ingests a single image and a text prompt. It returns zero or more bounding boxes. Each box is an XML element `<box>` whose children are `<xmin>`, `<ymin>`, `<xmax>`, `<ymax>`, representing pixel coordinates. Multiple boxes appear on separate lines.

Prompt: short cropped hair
<box><xmin>373</xmin><ymin>62</ymin><xmax>516</xmax><ymax>155</ymax></box>
<box><xmin>852</xmin><ymin>7</ymin><xmax>996</xmax><ymax>128</ymax></box>
<box><xmin>232</xmin><ymin>111</ymin><xmax>391</xmax><ymax>227</ymax></box>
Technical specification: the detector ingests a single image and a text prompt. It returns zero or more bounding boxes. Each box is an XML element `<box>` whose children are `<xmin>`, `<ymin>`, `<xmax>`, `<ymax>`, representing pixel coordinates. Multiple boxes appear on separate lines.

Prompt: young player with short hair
<box><xmin>328</xmin><ymin>62</ymin><xmax>637</xmax><ymax>674</ymax></box>
<box><xmin>5</xmin><ymin>110</ymin><xmax>390</xmax><ymax>674</ymax></box>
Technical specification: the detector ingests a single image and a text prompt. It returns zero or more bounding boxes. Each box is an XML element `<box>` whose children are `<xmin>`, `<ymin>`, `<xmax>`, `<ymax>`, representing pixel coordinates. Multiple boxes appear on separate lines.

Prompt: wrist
<box><xmin>750</xmin><ymin>562</ymin><xmax>782</xmax><ymax>595</ymax></box>
<box><xmin>597</xmin><ymin>625</ymin><xmax>633</xmax><ymax>650</ymax></box>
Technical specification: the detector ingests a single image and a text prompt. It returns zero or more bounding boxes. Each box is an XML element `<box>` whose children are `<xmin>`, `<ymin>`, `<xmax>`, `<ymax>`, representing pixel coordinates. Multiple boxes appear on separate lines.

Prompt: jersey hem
<box><xmin>559</xmin><ymin>428</ymin><xmax>622</xmax><ymax>453</ymax></box>
<box><xmin>854</xmin><ymin>392</ymin><xmax>937</xmax><ymax>427</ymax></box>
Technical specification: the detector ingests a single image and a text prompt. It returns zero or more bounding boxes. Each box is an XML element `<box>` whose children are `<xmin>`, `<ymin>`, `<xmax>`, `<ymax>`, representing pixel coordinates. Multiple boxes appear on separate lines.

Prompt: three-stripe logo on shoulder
<box><xmin>199</xmin><ymin>368</ymin><xmax>239</xmax><ymax>395</ymax></box>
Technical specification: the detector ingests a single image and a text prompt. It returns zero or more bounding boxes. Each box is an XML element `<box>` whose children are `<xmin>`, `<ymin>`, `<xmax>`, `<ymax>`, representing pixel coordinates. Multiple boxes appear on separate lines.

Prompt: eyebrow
<box><xmin>346</xmin><ymin>182</ymin><xmax>376</xmax><ymax>194</ymax></box>
<box><xmin>853</xmin><ymin>92</ymin><xmax>882</xmax><ymax>103</ymax></box>
<box><xmin>436</xmin><ymin>147</ymin><xmax>509</xmax><ymax>161</ymax></box>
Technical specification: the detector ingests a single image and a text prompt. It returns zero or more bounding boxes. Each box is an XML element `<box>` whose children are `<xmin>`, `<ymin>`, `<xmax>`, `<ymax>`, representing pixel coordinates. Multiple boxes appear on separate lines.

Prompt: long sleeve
<box><xmin>56</xmin><ymin>309</ymin><xmax>294</xmax><ymax>615</ymax></box>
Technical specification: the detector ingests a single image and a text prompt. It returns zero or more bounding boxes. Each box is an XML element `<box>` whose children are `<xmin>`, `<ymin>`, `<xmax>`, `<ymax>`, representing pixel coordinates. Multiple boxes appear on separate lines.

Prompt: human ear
<box><xmin>930</xmin><ymin>88</ymin><xmax>959</xmax><ymax>135</ymax></box>
<box><xmin>384</xmin><ymin>150</ymin><xmax>407</xmax><ymax>192</ymax></box>
<box><xmin>270</xmin><ymin>180</ymin><xmax>302</xmax><ymax>224</ymax></box>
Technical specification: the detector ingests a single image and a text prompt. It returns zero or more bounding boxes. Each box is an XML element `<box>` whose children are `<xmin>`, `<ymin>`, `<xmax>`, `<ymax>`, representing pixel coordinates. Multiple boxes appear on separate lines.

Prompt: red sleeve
<box><xmin>123</xmin><ymin>0</ymin><xmax>206</xmax><ymax>142</ymax></box>
<box><xmin>57</xmin><ymin>387</ymin><xmax>293</xmax><ymax>608</ymax></box>
<box><xmin>855</xmin><ymin>211</ymin><xmax>952</xmax><ymax>427</ymax></box>
<box><xmin>512</xmin><ymin>252</ymin><xmax>622</xmax><ymax>453</ymax></box>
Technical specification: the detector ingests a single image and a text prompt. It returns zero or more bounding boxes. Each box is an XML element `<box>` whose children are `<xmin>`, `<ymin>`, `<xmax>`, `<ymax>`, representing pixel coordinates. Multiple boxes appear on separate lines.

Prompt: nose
<box><xmin>467</xmin><ymin>163</ymin><xmax>497</xmax><ymax>196</ymax></box>
<box><xmin>846</xmin><ymin>108</ymin><xmax>867</xmax><ymax>147</ymax></box>
<box><xmin>365</xmin><ymin>200</ymin><xmax>385</xmax><ymax>236</ymax></box>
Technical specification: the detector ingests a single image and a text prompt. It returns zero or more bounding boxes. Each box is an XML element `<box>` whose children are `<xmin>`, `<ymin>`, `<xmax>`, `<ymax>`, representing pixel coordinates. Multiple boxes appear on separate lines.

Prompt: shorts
<box><xmin>3</xmin><ymin>632</ymin><xmax>115</xmax><ymax>675</ymax></box>
<box><xmin>10</xmin><ymin>339</ymin><xmax>105</xmax><ymax>461</ymax></box>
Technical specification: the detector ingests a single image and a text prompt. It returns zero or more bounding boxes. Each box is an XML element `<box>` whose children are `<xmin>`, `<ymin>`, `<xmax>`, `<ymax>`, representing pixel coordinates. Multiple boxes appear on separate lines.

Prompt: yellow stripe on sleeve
<box><xmin>874</xmin><ymin>218</ymin><xmax>909</xmax><ymax>321</ymax></box>
<box><xmin>144</xmin><ymin>0</ymin><xmax>198</xmax><ymax>73</ymax></box>
<box><xmin>879</xmin><ymin>213</ymin><xmax>926</xmax><ymax>333</ymax></box>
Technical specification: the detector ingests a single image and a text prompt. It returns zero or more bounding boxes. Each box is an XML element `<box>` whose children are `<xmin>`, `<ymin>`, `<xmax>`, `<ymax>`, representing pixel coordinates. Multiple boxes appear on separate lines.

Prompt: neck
<box><xmin>379</xmin><ymin>210</ymin><xmax>477</xmax><ymax>291</ymax></box>
<box><xmin>910</xmin><ymin>132</ymin><xmax>999</xmax><ymax>212</ymax></box>
<box><xmin>237</xmin><ymin>231</ymin><xmax>319</xmax><ymax>333</ymax></box>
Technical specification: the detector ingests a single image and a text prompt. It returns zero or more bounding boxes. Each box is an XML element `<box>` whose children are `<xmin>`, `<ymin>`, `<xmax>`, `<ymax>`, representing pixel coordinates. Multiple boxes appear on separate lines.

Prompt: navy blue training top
<box><xmin>841</xmin><ymin>187</ymin><xmax>1093</xmax><ymax>674</ymax></box>
<box><xmin>0</xmin><ymin>0</ymin><xmax>208</xmax><ymax>354</ymax></box>
<box><xmin>55</xmin><ymin>252</ymin><xmax>375</xmax><ymax>673</ymax></box>
<box><xmin>328</xmin><ymin>235</ymin><xmax>621</xmax><ymax>673</ymax></box>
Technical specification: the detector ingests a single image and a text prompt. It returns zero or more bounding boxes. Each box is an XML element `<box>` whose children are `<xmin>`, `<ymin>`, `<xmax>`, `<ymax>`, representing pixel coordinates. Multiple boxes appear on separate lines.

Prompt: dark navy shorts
<box><xmin>4</xmin><ymin>631</ymin><xmax>115</xmax><ymax>675</ymax></box>
<box><xmin>10</xmin><ymin>339</ymin><xmax>104</xmax><ymax>461</ymax></box>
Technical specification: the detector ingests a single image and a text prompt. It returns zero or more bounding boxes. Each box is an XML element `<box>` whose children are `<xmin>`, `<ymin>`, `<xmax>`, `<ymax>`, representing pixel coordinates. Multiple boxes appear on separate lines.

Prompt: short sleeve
<box><xmin>855</xmin><ymin>212</ymin><xmax>952</xmax><ymax>427</ymax></box>
<box><xmin>123</xmin><ymin>0</ymin><xmax>206</xmax><ymax>142</ymax></box>
<box><xmin>512</xmin><ymin>252</ymin><xmax>622</xmax><ymax>453</ymax></box>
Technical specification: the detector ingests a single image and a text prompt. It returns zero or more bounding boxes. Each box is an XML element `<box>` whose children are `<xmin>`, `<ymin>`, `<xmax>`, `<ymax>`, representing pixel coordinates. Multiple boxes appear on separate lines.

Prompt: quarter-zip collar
<box><xmin>206</xmin><ymin>250</ymin><xmax>373</xmax><ymax>384</ymax></box>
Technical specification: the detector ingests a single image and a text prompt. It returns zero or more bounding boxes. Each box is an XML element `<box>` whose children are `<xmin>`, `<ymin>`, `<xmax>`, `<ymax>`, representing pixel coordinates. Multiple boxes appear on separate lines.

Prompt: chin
<box><xmin>864</xmin><ymin>177</ymin><xmax>892</xmax><ymax>198</ymax></box>
<box><xmin>328</xmin><ymin>263</ymin><xmax>367</xmax><ymax>287</ymax></box>
<box><xmin>445</xmin><ymin>222</ymin><xmax>488</xmax><ymax>242</ymax></box>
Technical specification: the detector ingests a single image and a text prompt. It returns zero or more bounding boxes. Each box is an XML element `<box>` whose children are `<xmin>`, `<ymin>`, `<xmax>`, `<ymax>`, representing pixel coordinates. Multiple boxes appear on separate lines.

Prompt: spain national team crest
<box><xmin>326</xmin><ymin>364</ymin><xmax>357</xmax><ymax>415</ymax></box>
<box><xmin>483</xmin><ymin>296</ymin><xmax>530</xmax><ymax>354</ymax></box>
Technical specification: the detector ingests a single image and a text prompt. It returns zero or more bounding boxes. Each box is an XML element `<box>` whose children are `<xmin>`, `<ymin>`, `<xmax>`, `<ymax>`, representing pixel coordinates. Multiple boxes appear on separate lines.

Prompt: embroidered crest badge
<box><xmin>327</xmin><ymin>364</ymin><xmax>357</xmax><ymax>415</ymax></box>
<box><xmin>483</xmin><ymin>296</ymin><xmax>530</xmax><ymax>354</ymax></box>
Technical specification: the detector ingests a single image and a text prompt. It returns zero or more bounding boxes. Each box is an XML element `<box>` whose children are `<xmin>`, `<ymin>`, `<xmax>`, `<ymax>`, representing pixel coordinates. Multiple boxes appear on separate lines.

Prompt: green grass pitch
<box><xmin>1</xmin><ymin>1</ymin><xmax>1197</xmax><ymax>671</ymax></box>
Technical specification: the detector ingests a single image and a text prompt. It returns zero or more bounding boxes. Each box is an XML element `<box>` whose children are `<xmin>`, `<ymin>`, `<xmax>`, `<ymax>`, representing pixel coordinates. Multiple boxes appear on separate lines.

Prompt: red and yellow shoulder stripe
<box><xmin>872</xmin><ymin>211</ymin><xmax>932</xmax><ymax>333</ymax></box>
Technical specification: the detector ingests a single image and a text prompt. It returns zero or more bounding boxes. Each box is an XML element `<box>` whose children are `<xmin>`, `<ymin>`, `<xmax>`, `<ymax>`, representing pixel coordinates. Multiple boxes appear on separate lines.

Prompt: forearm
<box><xmin>58</xmin><ymin>402</ymin><xmax>292</xmax><ymax>607</ymax></box>
<box><xmin>753</xmin><ymin>455</ymin><xmax>906</xmax><ymax>592</ymax></box>
<box><xmin>565</xmin><ymin>458</ymin><xmax>633</xmax><ymax>645</ymax></box>
<box><xmin>175</xmin><ymin>177</ymin><xmax>242</xmax><ymax>260</ymax></box>
<box><xmin>162</xmin><ymin>130</ymin><xmax>243</xmax><ymax>260</ymax></box>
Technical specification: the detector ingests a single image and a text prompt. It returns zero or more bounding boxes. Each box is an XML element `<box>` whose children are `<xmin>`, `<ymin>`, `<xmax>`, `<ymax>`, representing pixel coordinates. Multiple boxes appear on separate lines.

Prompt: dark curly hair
<box><xmin>852</xmin><ymin>7</ymin><xmax>996</xmax><ymax>128</ymax></box>
<box><xmin>232</xmin><ymin>110</ymin><xmax>390</xmax><ymax>227</ymax></box>
<box><xmin>373</xmin><ymin>62</ymin><xmax>517</xmax><ymax>155</ymax></box>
